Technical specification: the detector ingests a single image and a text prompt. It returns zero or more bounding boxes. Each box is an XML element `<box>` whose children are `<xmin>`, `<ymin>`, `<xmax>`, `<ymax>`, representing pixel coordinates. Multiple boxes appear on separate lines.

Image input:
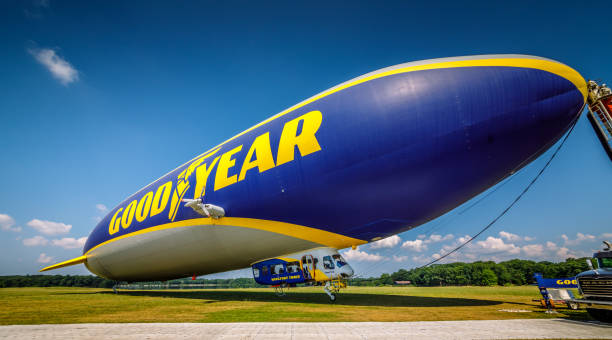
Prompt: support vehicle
<box><xmin>572</xmin><ymin>241</ymin><xmax>612</xmax><ymax>323</ymax></box>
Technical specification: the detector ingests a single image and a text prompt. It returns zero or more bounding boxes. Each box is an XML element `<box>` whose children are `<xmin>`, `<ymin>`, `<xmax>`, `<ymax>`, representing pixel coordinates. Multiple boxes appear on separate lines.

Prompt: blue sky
<box><xmin>0</xmin><ymin>1</ymin><xmax>610</xmax><ymax>278</ymax></box>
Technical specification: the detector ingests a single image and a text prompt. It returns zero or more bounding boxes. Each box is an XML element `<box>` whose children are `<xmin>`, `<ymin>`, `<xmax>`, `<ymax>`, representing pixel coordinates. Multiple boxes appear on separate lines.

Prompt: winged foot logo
<box><xmin>108</xmin><ymin>110</ymin><xmax>323</xmax><ymax>236</ymax></box>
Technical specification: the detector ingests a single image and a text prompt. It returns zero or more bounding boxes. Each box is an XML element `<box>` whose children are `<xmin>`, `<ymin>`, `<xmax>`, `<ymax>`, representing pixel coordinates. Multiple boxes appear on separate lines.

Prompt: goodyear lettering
<box><xmin>168</xmin><ymin>148</ymin><xmax>220</xmax><ymax>221</ymax></box>
<box><xmin>276</xmin><ymin>110</ymin><xmax>322</xmax><ymax>166</ymax></box>
<box><xmin>121</xmin><ymin>200</ymin><xmax>137</xmax><ymax>229</ymax></box>
<box><xmin>108</xmin><ymin>182</ymin><xmax>173</xmax><ymax>235</ymax></box>
<box><xmin>151</xmin><ymin>181</ymin><xmax>172</xmax><ymax>217</ymax></box>
<box><xmin>193</xmin><ymin>156</ymin><xmax>220</xmax><ymax>200</ymax></box>
<box><xmin>238</xmin><ymin>132</ymin><xmax>275</xmax><ymax>181</ymax></box>
<box><xmin>108</xmin><ymin>208</ymin><xmax>123</xmax><ymax>235</ymax></box>
<box><xmin>556</xmin><ymin>279</ymin><xmax>577</xmax><ymax>285</ymax></box>
<box><xmin>108</xmin><ymin>110</ymin><xmax>323</xmax><ymax>236</ymax></box>
<box><xmin>135</xmin><ymin>191</ymin><xmax>153</xmax><ymax>222</ymax></box>
<box><xmin>214</xmin><ymin>145</ymin><xmax>243</xmax><ymax>191</ymax></box>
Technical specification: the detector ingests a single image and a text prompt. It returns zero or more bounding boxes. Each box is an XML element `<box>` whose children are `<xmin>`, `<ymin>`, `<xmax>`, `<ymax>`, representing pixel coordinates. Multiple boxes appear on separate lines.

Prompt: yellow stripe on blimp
<box><xmin>84</xmin><ymin>217</ymin><xmax>367</xmax><ymax>256</ymax></box>
<box><xmin>216</xmin><ymin>57</ymin><xmax>587</xmax><ymax>150</ymax></box>
<box><xmin>40</xmin><ymin>218</ymin><xmax>366</xmax><ymax>272</ymax></box>
<box><xmin>39</xmin><ymin>255</ymin><xmax>87</xmax><ymax>272</ymax></box>
<box><xmin>159</xmin><ymin>56</ymin><xmax>586</xmax><ymax>180</ymax></box>
<box><xmin>85</xmin><ymin>217</ymin><xmax>367</xmax><ymax>255</ymax></box>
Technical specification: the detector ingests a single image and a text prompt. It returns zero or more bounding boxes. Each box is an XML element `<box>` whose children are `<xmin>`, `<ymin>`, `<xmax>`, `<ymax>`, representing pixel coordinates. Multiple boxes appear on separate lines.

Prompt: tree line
<box><xmin>348</xmin><ymin>257</ymin><xmax>593</xmax><ymax>286</ymax></box>
<box><xmin>0</xmin><ymin>275</ymin><xmax>263</xmax><ymax>288</ymax></box>
<box><xmin>0</xmin><ymin>275</ymin><xmax>115</xmax><ymax>288</ymax></box>
<box><xmin>0</xmin><ymin>257</ymin><xmax>593</xmax><ymax>288</ymax></box>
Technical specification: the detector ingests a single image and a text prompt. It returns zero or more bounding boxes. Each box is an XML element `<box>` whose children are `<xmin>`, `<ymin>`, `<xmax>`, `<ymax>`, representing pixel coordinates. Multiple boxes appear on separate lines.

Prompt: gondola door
<box><xmin>301</xmin><ymin>255</ymin><xmax>315</xmax><ymax>281</ymax></box>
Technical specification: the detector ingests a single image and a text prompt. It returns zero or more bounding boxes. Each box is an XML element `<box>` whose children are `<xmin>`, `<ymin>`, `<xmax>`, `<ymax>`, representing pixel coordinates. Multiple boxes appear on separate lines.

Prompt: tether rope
<box><xmin>418</xmin><ymin>118</ymin><xmax>579</xmax><ymax>268</ymax></box>
<box><xmin>350</xmin><ymin>115</ymin><xmax>580</xmax><ymax>278</ymax></box>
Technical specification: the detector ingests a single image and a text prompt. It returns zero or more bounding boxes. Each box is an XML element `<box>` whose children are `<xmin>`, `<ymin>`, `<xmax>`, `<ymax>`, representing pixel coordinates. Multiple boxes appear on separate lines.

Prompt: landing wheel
<box><xmin>273</xmin><ymin>284</ymin><xmax>287</xmax><ymax>297</ymax></box>
<box><xmin>587</xmin><ymin>308</ymin><xmax>612</xmax><ymax>323</ymax></box>
<box><xmin>566</xmin><ymin>301</ymin><xmax>578</xmax><ymax>310</ymax></box>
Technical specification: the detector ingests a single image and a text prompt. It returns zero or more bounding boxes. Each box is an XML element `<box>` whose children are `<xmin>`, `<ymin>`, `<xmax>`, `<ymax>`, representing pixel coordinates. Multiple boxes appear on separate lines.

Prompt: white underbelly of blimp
<box><xmin>85</xmin><ymin>225</ymin><xmax>322</xmax><ymax>281</ymax></box>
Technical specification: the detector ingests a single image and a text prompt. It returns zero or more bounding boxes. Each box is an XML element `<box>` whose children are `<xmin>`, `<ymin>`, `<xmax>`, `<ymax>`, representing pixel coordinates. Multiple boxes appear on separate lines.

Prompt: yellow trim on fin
<box><xmin>85</xmin><ymin>217</ymin><xmax>367</xmax><ymax>256</ymax></box>
<box><xmin>39</xmin><ymin>255</ymin><xmax>87</xmax><ymax>272</ymax></box>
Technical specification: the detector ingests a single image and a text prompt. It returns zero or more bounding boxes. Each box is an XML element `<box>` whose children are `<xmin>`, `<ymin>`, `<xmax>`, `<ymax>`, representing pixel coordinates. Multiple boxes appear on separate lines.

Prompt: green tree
<box><xmin>480</xmin><ymin>269</ymin><xmax>498</xmax><ymax>286</ymax></box>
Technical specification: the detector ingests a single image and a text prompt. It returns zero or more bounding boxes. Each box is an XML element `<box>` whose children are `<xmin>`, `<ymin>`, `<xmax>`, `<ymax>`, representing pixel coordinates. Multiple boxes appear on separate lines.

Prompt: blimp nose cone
<box><xmin>490</xmin><ymin>66</ymin><xmax>586</xmax><ymax>169</ymax></box>
<box><xmin>343</xmin><ymin>56</ymin><xmax>588</xmax><ymax>235</ymax></box>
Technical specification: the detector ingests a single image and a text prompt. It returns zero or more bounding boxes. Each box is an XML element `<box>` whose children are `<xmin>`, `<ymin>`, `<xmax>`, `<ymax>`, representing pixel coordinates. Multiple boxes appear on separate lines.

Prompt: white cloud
<box><xmin>601</xmin><ymin>233</ymin><xmax>612</xmax><ymax>239</ymax></box>
<box><xmin>464</xmin><ymin>253</ymin><xmax>478</xmax><ymax>260</ymax></box>
<box><xmin>417</xmin><ymin>234</ymin><xmax>426</xmax><ymax>239</ymax></box>
<box><xmin>341</xmin><ymin>248</ymin><xmax>386</xmax><ymax>262</ymax></box>
<box><xmin>411</xmin><ymin>254</ymin><xmax>433</xmax><ymax>264</ymax></box>
<box><xmin>37</xmin><ymin>253</ymin><xmax>52</xmax><ymax>264</ymax></box>
<box><xmin>556</xmin><ymin>247</ymin><xmax>578</xmax><ymax>259</ymax></box>
<box><xmin>576</xmin><ymin>232</ymin><xmax>596</xmax><ymax>242</ymax></box>
<box><xmin>475</xmin><ymin>236</ymin><xmax>521</xmax><ymax>254</ymax></box>
<box><xmin>392</xmin><ymin>255</ymin><xmax>409</xmax><ymax>262</ymax></box>
<box><xmin>23</xmin><ymin>235</ymin><xmax>49</xmax><ymax>246</ymax></box>
<box><xmin>370</xmin><ymin>235</ymin><xmax>400</xmax><ymax>249</ymax></box>
<box><xmin>27</xmin><ymin>219</ymin><xmax>71</xmax><ymax>235</ymax></box>
<box><xmin>457</xmin><ymin>235</ymin><xmax>472</xmax><ymax>243</ymax></box>
<box><xmin>437</xmin><ymin>235</ymin><xmax>472</xmax><ymax>255</ymax></box>
<box><xmin>95</xmin><ymin>204</ymin><xmax>108</xmax><ymax>213</ymax></box>
<box><xmin>431</xmin><ymin>234</ymin><xmax>539</xmax><ymax>263</ymax></box>
<box><xmin>518</xmin><ymin>239</ymin><xmax>582</xmax><ymax>260</ymax></box>
<box><xmin>522</xmin><ymin>244</ymin><xmax>544</xmax><ymax>257</ymax></box>
<box><xmin>0</xmin><ymin>213</ymin><xmax>21</xmax><ymax>232</ymax></box>
<box><xmin>524</xmin><ymin>236</ymin><xmax>535</xmax><ymax>242</ymax></box>
<box><xmin>499</xmin><ymin>231</ymin><xmax>521</xmax><ymax>242</ymax></box>
<box><xmin>425</xmin><ymin>234</ymin><xmax>454</xmax><ymax>244</ymax></box>
<box><xmin>0</xmin><ymin>214</ymin><xmax>15</xmax><ymax>228</ymax></box>
<box><xmin>562</xmin><ymin>232</ymin><xmax>596</xmax><ymax>246</ymax></box>
<box><xmin>52</xmin><ymin>237</ymin><xmax>86</xmax><ymax>249</ymax></box>
<box><xmin>402</xmin><ymin>239</ymin><xmax>427</xmax><ymax>252</ymax></box>
<box><xmin>415</xmin><ymin>231</ymin><xmax>598</xmax><ymax>264</ymax></box>
<box><xmin>28</xmin><ymin>47</ymin><xmax>79</xmax><ymax>85</ymax></box>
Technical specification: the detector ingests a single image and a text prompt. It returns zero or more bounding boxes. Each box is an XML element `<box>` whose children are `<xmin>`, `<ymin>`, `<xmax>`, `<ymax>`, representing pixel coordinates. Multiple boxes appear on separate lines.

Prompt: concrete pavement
<box><xmin>0</xmin><ymin>319</ymin><xmax>611</xmax><ymax>339</ymax></box>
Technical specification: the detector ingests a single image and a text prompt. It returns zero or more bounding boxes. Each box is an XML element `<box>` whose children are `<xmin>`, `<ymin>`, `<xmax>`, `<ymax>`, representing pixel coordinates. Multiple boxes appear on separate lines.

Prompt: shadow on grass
<box><xmin>80</xmin><ymin>289</ymin><xmax>511</xmax><ymax>307</ymax></box>
<box><xmin>547</xmin><ymin>309</ymin><xmax>593</xmax><ymax>322</ymax></box>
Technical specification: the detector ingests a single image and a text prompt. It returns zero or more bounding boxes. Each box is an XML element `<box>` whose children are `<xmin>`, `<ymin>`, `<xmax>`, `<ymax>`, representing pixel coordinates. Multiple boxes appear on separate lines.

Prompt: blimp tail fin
<box><xmin>39</xmin><ymin>255</ymin><xmax>87</xmax><ymax>272</ymax></box>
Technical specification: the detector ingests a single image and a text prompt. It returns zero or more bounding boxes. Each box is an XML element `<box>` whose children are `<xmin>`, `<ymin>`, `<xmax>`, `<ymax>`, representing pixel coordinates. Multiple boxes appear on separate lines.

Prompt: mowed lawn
<box><xmin>0</xmin><ymin>286</ymin><xmax>589</xmax><ymax>324</ymax></box>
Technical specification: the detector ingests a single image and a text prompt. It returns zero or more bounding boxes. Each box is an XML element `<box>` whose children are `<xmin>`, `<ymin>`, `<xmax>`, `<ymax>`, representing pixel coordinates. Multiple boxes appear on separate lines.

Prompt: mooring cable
<box><xmin>409</xmin><ymin>172</ymin><xmax>516</xmax><ymax>240</ymax></box>
<box><xmin>349</xmin><ymin>115</ymin><xmax>580</xmax><ymax>279</ymax></box>
<box><xmin>417</xmin><ymin>118</ymin><xmax>579</xmax><ymax>268</ymax></box>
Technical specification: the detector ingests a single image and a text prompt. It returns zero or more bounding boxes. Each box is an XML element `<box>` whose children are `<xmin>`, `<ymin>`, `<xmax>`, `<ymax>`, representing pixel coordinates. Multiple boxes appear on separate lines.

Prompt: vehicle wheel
<box><xmin>329</xmin><ymin>293</ymin><xmax>336</xmax><ymax>302</ymax></box>
<box><xmin>567</xmin><ymin>302</ymin><xmax>578</xmax><ymax>310</ymax></box>
<box><xmin>587</xmin><ymin>308</ymin><xmax>612</xmax><ymax>323</ymax></box>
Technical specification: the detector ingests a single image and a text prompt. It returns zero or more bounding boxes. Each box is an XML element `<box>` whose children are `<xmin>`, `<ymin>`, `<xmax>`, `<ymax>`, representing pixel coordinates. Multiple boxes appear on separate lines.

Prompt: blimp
<box><xmin>41</xmin><ymin>54</ymin><xmax>588</xmax><ymax>300</ymax></box>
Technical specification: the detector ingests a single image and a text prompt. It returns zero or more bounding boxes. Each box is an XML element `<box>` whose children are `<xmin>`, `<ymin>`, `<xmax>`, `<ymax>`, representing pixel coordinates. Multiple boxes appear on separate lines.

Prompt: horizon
<box><xmin>1</xmin><ymin>1</ymin><xmax>611</xmax><ymax>279</ymax></box>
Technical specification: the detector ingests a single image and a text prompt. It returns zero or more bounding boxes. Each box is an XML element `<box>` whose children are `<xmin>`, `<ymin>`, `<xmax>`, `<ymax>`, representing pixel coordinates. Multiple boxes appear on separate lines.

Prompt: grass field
<box><xmin>0</xmin><ymin>286</ymin><xmax>591</xmax><ymax>324</ymax></box>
